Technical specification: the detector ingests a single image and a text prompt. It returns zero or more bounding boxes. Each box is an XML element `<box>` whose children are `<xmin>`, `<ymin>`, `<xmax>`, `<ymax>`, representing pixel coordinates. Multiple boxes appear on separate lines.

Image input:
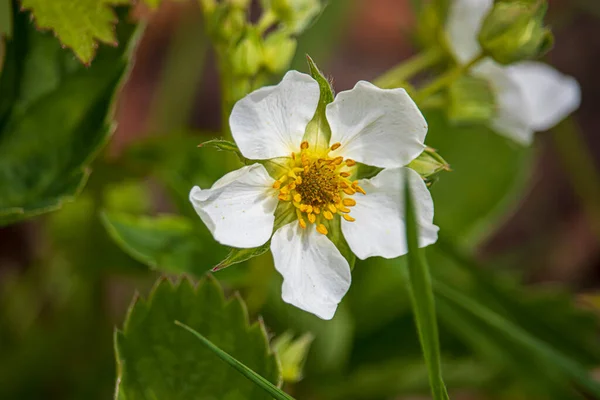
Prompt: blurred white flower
<box><xmin>447</xmin><ymin>0</ymin><xmax>581</xmax><ymax>145</ymax></box>
<box><xmin>190</xmin><ymin>71</ymin><xmax>438</xmax><ymax>319</ymax></box>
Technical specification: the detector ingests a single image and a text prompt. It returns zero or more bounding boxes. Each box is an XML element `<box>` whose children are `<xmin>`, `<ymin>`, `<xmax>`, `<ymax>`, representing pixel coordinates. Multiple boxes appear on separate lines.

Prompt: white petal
<box><xmin>189</xmin><ymin>164</ymin><xmax>278</xmax><ymax>248</ymax></box>
<box><xmin>271</xmin><ymin>222</ymin><xmax>351</xmax><ymax>320</ymax></box>
<box><xmin>341</xmin><ymin>167</ymin><xmax>439</xmax><ymax>260</ymax></box>
<box><xmin>326</xmin><ymin>81</ymin><xmax>427</xmax><ymax>168</ymax></box>
<box><xmin>475</xmin><ymin>60</ymin><xmax>535</xmax><ymax>145</ymax></box>
<box><xmin>503</xmin><ymin>62</ymin><xmax>581</xmax><ymax>132</ymax></box>
<box><xmin>446</xmin><ymin>0</ymin><xmax>493</xmax><ymax>63</ymax></box>
<box><xmin>230</xmin><ymin>70</ymin><xmax>320</xmax><ymax>160</ymax></box>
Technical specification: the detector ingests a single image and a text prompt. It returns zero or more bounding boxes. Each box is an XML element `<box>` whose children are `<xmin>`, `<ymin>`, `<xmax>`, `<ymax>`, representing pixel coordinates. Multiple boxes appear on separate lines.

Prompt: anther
<box><xmin>343</xmin><ymin>187</ymin><xmax>356</xmax><ymax>195</ymax></box>
<box><xmin>343</xmin><ymin>214</ymin><xmax>356</xmax><ymax>222</ymax></box>
<box><xmin>316</xmin><ymin>224</ymin><xmax>328</xmax><ymax>235</ymax></box>
<box><xmin>278</xmin><ymin>193</ymin><xmax>290</xmax><ymax>201</ymax></box>
<box><xmin>355</xmin><ymin>185</ymin><xmax>366</xmax><ymax>195</ymax></box>
<box><xmin>337</xmin><ymin>205</ymin><xmax>351</xmax><ymax>213</ymax></box>
<box><xmin>301</xmin><ymin>141</ymin><xmax>309</xmax><ymax>150</ymax></box>
<box><xmin>343</xmin><ymin>198</ymin><xmax>356</xmax><ymax>206</ymax></box>
<box><xmin>308</xmin><ymin>213</ymin><xmax>316</xmax><ymax>223</ymax></box>
<box><xmin>332</xmin><ymin>156</ymin><xmax>343</xmax><ymax>165</ymax></box>
<box><xmin>340</xmin><ymin>172</ymin><xmax>351</xmax><ymax>178</ymax></box>
<box><xmin>327</xmin><ymin>204</ymin><xmax>337</xmax><ymax>213</ymax></box>
<box><xmin>323</xmin><ymin>210</ymin><xmax>334</xmax><ymax>220</ymax></box>
<box><xmin>273</xmin><ymin>181</ymin><xmax>281</xmax><ymax>189</ymax></box>
<box><xmin>313</xmin><ymin>206</ymin><xmax>321</xmax><ymax>214</ymax></box>
<box><xmin>330</xmin><ymin>142</ymin><xmax>341</xmax><ymax>151</ymax></box>
<box><xmin>299</xmin><ymin>218</ymin><xmax>307</xmax><ymax>229</ymax></box>
<box><xmin>345</xmin><ymin>159</ymin><xmax>356</xmax><ymax>166</ymax></box>
<box><xmin>293</xmin><ymin>193</ymin><xmax>302</xmax><ymax>203</ymax></box>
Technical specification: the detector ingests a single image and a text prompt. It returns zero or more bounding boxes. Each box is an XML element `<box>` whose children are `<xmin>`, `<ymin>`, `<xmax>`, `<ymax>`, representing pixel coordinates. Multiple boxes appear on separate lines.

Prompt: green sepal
<box><xmin>408</xmin><ymin>147</ymin><xmax>451</xmax><ymax>186</ymax></box>
<box><xmin>302</xmin><ymin>54</ymin><xmax>334</xmax><ymax>151</ymax></box>
<box><xmin>446</xmin><ymin>75</ymin><xmax>496</xmax><ymax>125</ymax></box>
<box><xmin>327</xmin><ymin>215</ymin><xmax>356</xmax><ymax>270</ymax></box>
<box><xmin>353</xmin><ymin>163</ymin><xmax>383</xmax><ymax>181</ymax></box>
<box><xmin>272</xmin><ymin>331</ymin><xmax>314</xmax><ymax>383</ymax></box>
<box><xmin>199</xmin><ymin>138</ymin><xmax>248</xmax><ymax>163</ymax></box>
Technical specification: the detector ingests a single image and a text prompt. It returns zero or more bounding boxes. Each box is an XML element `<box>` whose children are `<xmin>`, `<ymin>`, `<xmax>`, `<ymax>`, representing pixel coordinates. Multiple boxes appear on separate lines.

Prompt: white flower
<box><xmin>446</xmin><ymin>0</ymin><xmax>581</xmax><ymax>145</ymax></box>
<box><xmin>190</xmin><ymin>71</ymin><xmax>439</xmax><ymax>319</ymax></box>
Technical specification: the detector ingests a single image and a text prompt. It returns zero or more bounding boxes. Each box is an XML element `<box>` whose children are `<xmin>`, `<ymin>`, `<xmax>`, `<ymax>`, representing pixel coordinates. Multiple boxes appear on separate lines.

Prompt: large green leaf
<box><xmin>115</xmin><ymin>276</ymin><xmax>281</xmax><ymax>400</ymax></box>
<box><xmin>0</xmin><ymin>5</ymin><xmax>139</xmax><ymax>226</ymax></box>
<box><xmin>425</xmin><ymin>111</ymin><xmax>532</xmax><ymax>245</ymax></box>
<box><xmin>101</xmin><ymin>211</ymin><xmax>224</xmax><ymax>276</ymax></box>
<box><xmin>403</xmin><ymin>173</ymin><xmax>449</xmax><ymax>400</ymax></box>
<box><xmin>20</xmin><ymin>0</ymin><xmax>129</xmax><ymax>65</ymax></box>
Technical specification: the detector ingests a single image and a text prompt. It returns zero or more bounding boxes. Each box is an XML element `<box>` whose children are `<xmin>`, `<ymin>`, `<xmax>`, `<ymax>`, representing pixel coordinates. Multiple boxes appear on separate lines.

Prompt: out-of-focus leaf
<box><xmin>425</xmin><ymin>111</ymin><xmax>532</xmax><ymax>245</ymax></box>
<box><xmin>272</xmin><ymin>331</ymin><xmax>314</xmax><ymax>383</ymax></box>
<box><xmin>176</xmin><ymin>321</ymin><xmax>295</xmax><ymax>400</ymax></box>
<box><xmin>115</xmin><ymin>276</ymin><xmax>281</xmax><ymax>399</ymax></box>
<box><xmin>0</xmin><ymin>0</ymin><xmax>11</xmax><ymax>37</ymax></box>
<box><xmin>0</xmin><ymin>5</ymin><xmax>139</xmax><ymax>226</ymax></box>
<box><xmin>20</xmin><ymin>0</ymin><xmax>129</xmax><ymax>65</ymax></box>
<box><xmin>403</xmin><ymin>173</ymin><xmax>449</xmax><ymax>400</ymax></box>
<box><xmin>101</xmin><ymin>211</ymin><xmax>221</xmax><ymax>276</ymax></box>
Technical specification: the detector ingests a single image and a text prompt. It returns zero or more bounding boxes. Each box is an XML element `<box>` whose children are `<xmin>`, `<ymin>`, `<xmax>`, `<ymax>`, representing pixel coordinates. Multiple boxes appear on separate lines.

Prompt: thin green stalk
<box><xmin>552</xmin><ymin>118</ymin><xmax>600</xmax><ymax>240</ymax></box>
<box><xmin>403</xmin><ymin>173</ymin><xmax>449</xmax><ymax>400</ymax></box>
<box><xmin>413</xmin><ymin>53</ymin><xmax>485</xmax><ymax>104</ymax></box>
<box><xmin>373</xmin><ymin>48</ymin><xmax>443</xmax><ymax>89</ymax></box>
<box><xmin>175</xmin><ymin>321</ymin><xmax>296</xmax><ymax>400</ymax></box>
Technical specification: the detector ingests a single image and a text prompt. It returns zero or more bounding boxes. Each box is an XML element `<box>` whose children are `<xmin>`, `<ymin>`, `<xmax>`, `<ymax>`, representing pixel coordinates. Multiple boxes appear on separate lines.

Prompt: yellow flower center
<box><xmin>273</xmin><ymin>141</ymin><xmax>366</xmax><ymax>235</ymax></box>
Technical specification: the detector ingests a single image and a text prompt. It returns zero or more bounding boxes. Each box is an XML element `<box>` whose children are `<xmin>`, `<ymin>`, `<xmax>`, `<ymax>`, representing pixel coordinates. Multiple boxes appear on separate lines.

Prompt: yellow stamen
<box><xmin>316</xmin><ymin>224</ymin><xmax>328</xmax><ymax>235</ymax></box>
<box><xmin>327</xmin><ymin>203</ymin><xmax>337</xmax><ymax>213</ymax></box>
<box><xmin>273</xmin><ymin>181</ymin><xmax>281</xmax><ymax>189</ymax></box>
<box><xmin>345</xmin><ymin>159</ymin><xmax>356</xmax><ymax>166</ymax></box>
<box><xmin>355</xmin><ymin>185</ymin><xmax>366</xmax><ymax>195</ymax></box>
<box><xmin>343</xmin><ymin>214</ymin><xmax>356</xmax><ymax>222</ymax></box>
<box><xmin>343</xmin><ymin>187</ymin><xmax>356</xmax><ymax>195</ymax></box>
<box><xmin>342</xmin><ymin>198</ymin><xmax>356</xmax><ymax>206</ymax></box>
<box><xmin>340</xmin><ymin>172</ymin><xmax>351</xmax><ymax>178</ymax></box>
<box><xmin>293</xmin><ymin>193</ymin><xmax>302</xmax><ymax>203</ymax></box>
<box><xmin>301</xmin><ymin>141</ymin><xmax>309</xmax><ymax>150</ymax></box>
<box><xmin>308</xmin><ymin>213</ymin><xmax>316</xmax><ymax>223</ymax></box>
<box><xmin>330</xmin><ymin>142</ymin><xmax>341</xmax><ymax>151</ymax></box>
<box><xmin>323</xmin><ymin>210</ymin><xmax>334</xmax><ymax>220</ymax></box>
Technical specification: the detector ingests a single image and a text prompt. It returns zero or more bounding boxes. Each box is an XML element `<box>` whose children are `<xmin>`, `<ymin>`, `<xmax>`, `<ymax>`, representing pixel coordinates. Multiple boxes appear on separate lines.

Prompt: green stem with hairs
<box><xmin>374</xmin><ymin>48</ymin><xmax>444</xmax><ymax>89</ymax></box>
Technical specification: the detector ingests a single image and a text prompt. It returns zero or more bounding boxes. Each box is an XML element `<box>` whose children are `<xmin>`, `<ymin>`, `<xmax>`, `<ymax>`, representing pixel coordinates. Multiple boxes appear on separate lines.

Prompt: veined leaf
<box><xmin>403</xmin><ymin>170</ymin><xmax>449</xmax><ymax>400</ymax></box>
<box><xmin>0</xmin><ymin>5</ymin><xmax>139</xmax><ymax>226</ymax></box>
<box><xmin>20</xmin><ymin>0</ymin><xmax>129</xmax><ymax>65</ymax></box>
<box><xmin>115</xmin><ymin>276</ymin><xmax>281</xmax><ymax>399</ymax></box>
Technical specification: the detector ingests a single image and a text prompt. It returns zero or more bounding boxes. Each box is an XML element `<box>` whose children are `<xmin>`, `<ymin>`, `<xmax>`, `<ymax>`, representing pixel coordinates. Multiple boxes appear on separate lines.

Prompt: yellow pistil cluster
<box><xmin>273</xmin><ymin>141</ymin><xmax>366</xmax><ymax>235</ymax></box>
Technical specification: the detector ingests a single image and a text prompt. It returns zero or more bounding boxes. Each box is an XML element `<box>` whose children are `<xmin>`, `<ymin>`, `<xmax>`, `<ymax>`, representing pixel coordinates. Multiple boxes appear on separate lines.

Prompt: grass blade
<box><xmin>403</xmin><ymin>172</ymin><xmax>450</xmax><ymax>400</ymax></box>
<box><xmin>175</xmin><ymin>320</ymin><xmax>296</xmax><ymax>400</ymax></box>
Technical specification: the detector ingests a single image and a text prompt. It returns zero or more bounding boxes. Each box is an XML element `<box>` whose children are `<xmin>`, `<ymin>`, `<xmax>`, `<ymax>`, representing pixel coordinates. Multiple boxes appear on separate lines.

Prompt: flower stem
<box><xmin>552</xmin><ymin>118</ymin><xmax>600</xmax><ymax>241</ymax></box>
<box><xmin>373</xmin><ymin>48</ymin><xmax>443</xmax><ymax>89</ymax></box>
<box><xmin>413</xmin><ymin>53</ymin><xmax>486</xmax><ymax>104</ymax></box>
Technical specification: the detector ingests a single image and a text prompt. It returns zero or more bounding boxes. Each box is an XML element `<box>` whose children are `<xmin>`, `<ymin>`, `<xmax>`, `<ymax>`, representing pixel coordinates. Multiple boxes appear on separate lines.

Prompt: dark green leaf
<box><xmin>115</xmin><ymin>276</ymin><xmax>281</xmax><ymax>400</ymax></box>
<box><xmin>176</xmin><ymin>321</ymin><xmax>295</xmax><ymax>400</ymax></box>
<box><xmin>302</xmin><ymin>54</ymin><xmax>334</xmax><ymax>149</ymax></box>
<box><xmin>101</xmin><ymin>211</ymin><xmax>221</xmax><ymax>276</ymax></box>
<box><xmin>0</xmin><ymin>5</ymin><xmax>139</xmax><ymax>226</ymax></box>
<box><xmin>199</xmin><ymin>138</ymin><xmax>247</xmax><ymax>163</ymax></box>
<box><xmin>403</xmin><ymin>171</ymin><xmax>449</xmax><ymax>400</ymax></box>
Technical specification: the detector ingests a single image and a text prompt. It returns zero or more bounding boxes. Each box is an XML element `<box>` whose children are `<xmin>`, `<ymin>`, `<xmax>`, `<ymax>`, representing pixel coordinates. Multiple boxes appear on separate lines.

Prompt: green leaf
<box><xmin>20</xmin><ymin>0</ymin><xmax>129</xmax><ymax>65</ymax></box>
<box><xmin>302</xmin><ymin>54</ymin><xmax>334</xmax><ymax>150</ymax></box>
<box><xmin>0</xmin><ymin>5</ymin><xmax>139</xmax><ymax>226</ymax></box>
<box><xmin>213</xmin><ymin>242</ymin><xmax>271</xmax><ymax>272</ymax></box>
<box><xmin>403</xmin><ymin>171</ymin><xmax>449</xmax><ymax>400</ymax></box>
<box><xmin>425</xmin><ymin>110</ymin><xmax>532</xmax><ymax>245</ymax></box>
<box><xmin>176</xmin><ymin>321</ymin><xmax>295</xmax><ymax>400</ymax></box>
<box><xmin>0</xmin><ymin>0</ymin><xmax>11</xmax><ymax>38</ymax></box>
<box><xmin>115</xmin><ymin>276</ymin><xmax>281</xmax><ymax>400</ymax></box>
<box><xmin>101</xmin><ymin>211</ymin><xmax>222</xmax><ymax>276</ymax></box>
<box><xmin>434</xmin><ymin>281</ymin><xmax>600</xmax><ymax>398</ymax></box>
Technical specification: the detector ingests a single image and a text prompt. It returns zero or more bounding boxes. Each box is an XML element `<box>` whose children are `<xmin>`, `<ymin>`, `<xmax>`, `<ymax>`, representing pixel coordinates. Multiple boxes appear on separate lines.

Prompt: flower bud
<box><xmin>478</xmin><ymin>0</ymin><xmax>553</xmax><ymax>65</ymax></box>
<box><xmin>265</xmin><ymin>0</ymin><xmax>321</xmax><ymax>34</ymax></box>
<box><xmin>230</xmin><ymin>30</ymin><xmax>263</xmax><ymax>77</ymax></box>
<box><xmin>447</xmin><ymin>75</ymin><xmax>495</xmax><ymax>125</ymax></box>
<box><xmin>272</xmin><ymin>332</ymin><xmax>314</xmax><ymax>383</ymax></box>
<box><xmin>263</xmin><ymin>31</ymin><xmax>297</xmax><ymax>73</ymax></box>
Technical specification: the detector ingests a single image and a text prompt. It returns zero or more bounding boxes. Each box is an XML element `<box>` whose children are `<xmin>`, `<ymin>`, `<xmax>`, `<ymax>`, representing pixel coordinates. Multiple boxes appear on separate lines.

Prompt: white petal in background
<box><xmin>341</xmin><ymin>167</ymin><xmax>439</xmax><ymax>260</ymax></box>
<box><xmin>476</xmin><ymin>60</ymin><xmax>581</xmax><ymax>145</ymax></box>
<box><xmin>189</xmin><ymin>164</ymin><xmax>278</xmax><ymax>248</ymax></box>
<box><xmin>446</xmin><ymin>0</ymin><xmax>493</xmax><ymax>63</ymax></box>
<box><xmin>230</xmin><ymin>70</ymin><xmax>320</xmax><ymax>160</ymax></box>
<box><xmin>271</xmin><ymin>221</ymin><xmax>351</xmax><ymax>320</ymax></box>
<box><xmin>504</xmin><ymin>61</ymin><xmax>581</xmax><ymax>132</ymax></box>
<box><xmin>327</xmin><ymin>81</ymin><xmax>427</xmax><ymax>168</ymax></box>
